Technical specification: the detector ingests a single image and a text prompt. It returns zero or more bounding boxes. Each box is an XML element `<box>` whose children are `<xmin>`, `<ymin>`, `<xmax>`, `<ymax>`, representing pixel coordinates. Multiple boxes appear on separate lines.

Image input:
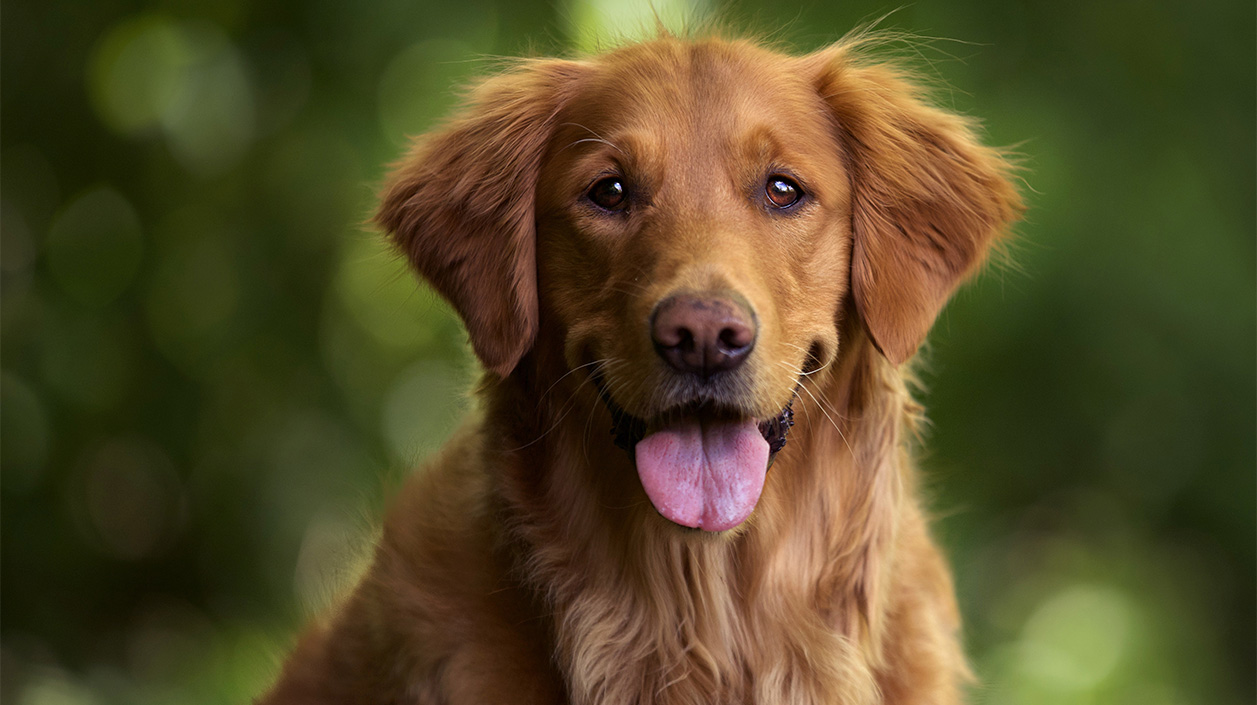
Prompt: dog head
<box><xmin>377</xmin><ymin>36</ymin><xmax>1021</xmax><ymax>531</ymax></box>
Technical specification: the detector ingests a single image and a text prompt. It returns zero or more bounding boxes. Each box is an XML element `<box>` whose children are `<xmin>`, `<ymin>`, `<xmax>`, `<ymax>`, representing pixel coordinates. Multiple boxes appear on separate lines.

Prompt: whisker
<box><xmin>580</xmin><ymin>358</ymin><xmax>632</xmax><ymax>461</ymax></box>
<box><xmin>507</xmin><ymin>358</ymin><xmax>619</xmax><ymax>452</ymax></box>
<box><xmin>538</xmin><ymin>358</ymin><xmax>612</xmax><ymax>404</ymax></box>
<box><xmin>775</xmin><ymin>353</ymin><xmax>848</xmax><ymax>420</ymax></box>
<box><xmin>559</xmin><ymin>122</ymin><xmax>624</xmax><ymax>155</ymax></box>
<box><xmin>775</xmin><ymin>360</ymin><xmax>852</xmax><ymax>453</ymax></box>
<box><xmin>798</xmin><ymin>379</ymin><xmax>853</xmax><ymax>454</ymax></box>
<box><xmin>781</xmin><ymin>341</ymin><xmax>835</xmax><ymax>377</ymax></box>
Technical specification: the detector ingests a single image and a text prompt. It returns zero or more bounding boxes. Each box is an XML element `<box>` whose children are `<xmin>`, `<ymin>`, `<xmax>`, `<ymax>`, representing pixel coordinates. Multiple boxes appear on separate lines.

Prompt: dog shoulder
<box><xmin>263</xmin><ymin>421</ymin><xmax>564</xmax><ymax>703</ymax></box>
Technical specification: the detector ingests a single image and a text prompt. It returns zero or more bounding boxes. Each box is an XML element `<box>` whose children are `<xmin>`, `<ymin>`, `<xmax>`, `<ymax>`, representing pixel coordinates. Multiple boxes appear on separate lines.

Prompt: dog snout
<box><xmin>651</xmin><ymin>293</ymin><xmax>757</xmax><ymax>378</ymax></box>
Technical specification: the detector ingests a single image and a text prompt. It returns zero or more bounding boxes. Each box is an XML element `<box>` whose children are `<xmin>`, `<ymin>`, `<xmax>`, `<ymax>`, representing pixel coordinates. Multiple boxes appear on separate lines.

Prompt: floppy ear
<box><xmin>811</xmin><ymin>45</ymin><xmax>1023</xmax><ymax>365</ymax></box>
<box><xmin>376</xmin><ymin>60</ymin><xmax>584</xmax><ymax>378</ymax></box>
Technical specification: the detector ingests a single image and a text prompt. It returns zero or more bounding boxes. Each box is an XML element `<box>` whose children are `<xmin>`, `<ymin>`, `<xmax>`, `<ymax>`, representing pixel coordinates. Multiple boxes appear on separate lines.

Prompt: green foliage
<box><xmin>2</xmin><ymin>0</ymin><xmax>1252</xmax><ymax>703</ymax></box>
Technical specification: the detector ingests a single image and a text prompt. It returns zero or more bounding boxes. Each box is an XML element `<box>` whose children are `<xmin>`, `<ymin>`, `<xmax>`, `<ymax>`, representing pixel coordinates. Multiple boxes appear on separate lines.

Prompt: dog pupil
<box><xmin>768</xmin><ymin>178</ymin><xmax>797</xmax><ymax>207</ymax></box>
<box><xmin>592</xmin><ymin>178</ymin><xmax>625</xmax><ymax>209</ymax></box>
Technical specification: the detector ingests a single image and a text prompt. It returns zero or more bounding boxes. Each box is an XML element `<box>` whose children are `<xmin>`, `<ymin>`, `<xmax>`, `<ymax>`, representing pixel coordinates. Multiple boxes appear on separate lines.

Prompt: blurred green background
<box><xmin>2</xmin><ymin>0</ymin><xmax>1253</xmax><ymax>702</ymax></box>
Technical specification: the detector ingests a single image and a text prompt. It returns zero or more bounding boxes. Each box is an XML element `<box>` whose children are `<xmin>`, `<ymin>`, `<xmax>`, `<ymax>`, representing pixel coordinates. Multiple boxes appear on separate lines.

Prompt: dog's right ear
<box><xmin>376</xmin><ymin>60</ymin><xmax>585</xmax><ymax>378</ymax></box>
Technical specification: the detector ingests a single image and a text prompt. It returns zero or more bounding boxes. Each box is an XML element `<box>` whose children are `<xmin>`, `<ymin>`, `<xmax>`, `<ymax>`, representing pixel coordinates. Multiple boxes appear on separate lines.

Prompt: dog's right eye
<box><xmin>587</xmin><ymin>177</ymin><xmax>627</xmax><ymax>211</ymax></box>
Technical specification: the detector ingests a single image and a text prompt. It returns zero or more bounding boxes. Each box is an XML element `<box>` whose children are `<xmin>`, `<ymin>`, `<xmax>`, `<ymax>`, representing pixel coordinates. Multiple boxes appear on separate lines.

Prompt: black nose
<box><xmin>651</xmin><ymin>293</ymin><xmax>756</xmax><ymax>378</ymax></box>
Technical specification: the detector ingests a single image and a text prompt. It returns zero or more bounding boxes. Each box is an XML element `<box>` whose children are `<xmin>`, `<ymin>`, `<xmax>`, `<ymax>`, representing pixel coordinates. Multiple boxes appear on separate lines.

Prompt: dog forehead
<box><xmin>564</xmin><ymin>39</ymin><xmax>829</xmax><ymax>146</ymax></box>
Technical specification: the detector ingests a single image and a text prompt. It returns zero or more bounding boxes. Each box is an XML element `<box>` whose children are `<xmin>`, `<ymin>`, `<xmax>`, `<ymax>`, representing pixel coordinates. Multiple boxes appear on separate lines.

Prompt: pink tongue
<box><xmin>634</xmin><ymin>418</ymin><xmax>770</xmax><ymax>531</ymax></box>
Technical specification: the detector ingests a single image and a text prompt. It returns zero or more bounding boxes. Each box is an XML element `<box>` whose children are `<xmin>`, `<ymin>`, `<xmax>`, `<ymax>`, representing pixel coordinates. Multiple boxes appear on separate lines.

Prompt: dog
<box><xmin>261</xmin><ymin>30</ymin><xmax>1021</xmax><ymax>705</ymax></box>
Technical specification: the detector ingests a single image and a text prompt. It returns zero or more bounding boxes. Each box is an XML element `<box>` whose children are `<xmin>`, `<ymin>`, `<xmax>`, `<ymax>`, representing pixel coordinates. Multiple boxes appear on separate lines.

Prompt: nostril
<box><xmin>718</xmin><ymin>325</ymin><xmax>753</xmax><ymax>352</ymax></box>
<box><xmin>654</xmin><ymin>326</ymin><xmax>695</xmax><ymax>354</ymax></box>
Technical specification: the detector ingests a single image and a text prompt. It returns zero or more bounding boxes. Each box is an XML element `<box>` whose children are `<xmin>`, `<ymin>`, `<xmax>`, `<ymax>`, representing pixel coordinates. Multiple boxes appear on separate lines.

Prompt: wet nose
<box><xmin>651</xmin><ymin>293</ymin><xmax>756</xmax><ymax>378</ymax></box>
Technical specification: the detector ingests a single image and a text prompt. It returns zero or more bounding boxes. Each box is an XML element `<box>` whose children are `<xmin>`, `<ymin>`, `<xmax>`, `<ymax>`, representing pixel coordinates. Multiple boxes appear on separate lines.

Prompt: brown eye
<box><xmin>765</xmin><ymin>176</ymin><xmax>802</xmax><ymax>208</ymax></box>
<box><xmin>587</xmin><ymin>177</ymin><xmax>627</xmax><ymax>211</ymax></box>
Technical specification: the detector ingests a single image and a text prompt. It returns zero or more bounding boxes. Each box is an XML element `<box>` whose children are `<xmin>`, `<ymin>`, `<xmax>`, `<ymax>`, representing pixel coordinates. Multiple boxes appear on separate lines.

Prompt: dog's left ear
<box><xmin>808</xmin><ymin>45</ymin><xmax>1023</xmax><ymax>365</ymax></box>
<box><xmin>376</xmin><ymin>59</ymin><xmax>585</xmax><ymax>378</ymax></box>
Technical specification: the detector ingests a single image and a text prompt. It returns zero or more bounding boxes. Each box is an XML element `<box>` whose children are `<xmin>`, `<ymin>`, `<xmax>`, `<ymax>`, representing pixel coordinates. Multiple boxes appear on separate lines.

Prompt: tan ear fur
<box><xmin>811</xmin><ymin>45</ymin><xmax>1023</xmax><ymax>365</ymax></box>
<box><xmin>376</xmin><ymin>60</ymin><xmax>585</xmax><ymax>378</ymax></box>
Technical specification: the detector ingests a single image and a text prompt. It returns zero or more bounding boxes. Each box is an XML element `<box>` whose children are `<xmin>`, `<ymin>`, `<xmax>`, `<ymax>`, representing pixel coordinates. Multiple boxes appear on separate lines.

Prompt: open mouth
<box><xmin>592</xmin><ymin>372</ymin><xmax>796</xmax><ymax>532</ymax></box>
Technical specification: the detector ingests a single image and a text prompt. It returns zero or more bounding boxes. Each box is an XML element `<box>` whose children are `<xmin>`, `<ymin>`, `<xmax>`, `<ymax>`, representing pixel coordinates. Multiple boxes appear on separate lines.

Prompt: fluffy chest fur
<box><xmin>485</xmin><ymin>335</ymin><xmax>945</xmax><ymax>705</ymax></box>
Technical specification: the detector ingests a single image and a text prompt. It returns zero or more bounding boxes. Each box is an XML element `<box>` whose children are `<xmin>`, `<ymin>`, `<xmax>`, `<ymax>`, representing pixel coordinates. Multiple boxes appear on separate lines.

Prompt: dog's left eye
<box><xmin>765</xmin><ymin>176</ymin><xmax>803</xmax><ymax>209</ymax></box>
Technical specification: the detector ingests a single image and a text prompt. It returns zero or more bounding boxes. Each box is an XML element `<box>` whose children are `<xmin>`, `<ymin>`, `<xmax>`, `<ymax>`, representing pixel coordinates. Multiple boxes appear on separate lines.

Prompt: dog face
<box><xmin>534</xmin><ymin>42</ymin><xmax>850</xmax><ymax>530</ymax></box>
<box><xmin>377</xmin><ymin>36</ymin><xmax>1020</xmax><ymax>532</ymax></box>
<box><xmin>536</xmin><ymin>40</ymin><xmax>849</xmax><ymax>430</ymax></box>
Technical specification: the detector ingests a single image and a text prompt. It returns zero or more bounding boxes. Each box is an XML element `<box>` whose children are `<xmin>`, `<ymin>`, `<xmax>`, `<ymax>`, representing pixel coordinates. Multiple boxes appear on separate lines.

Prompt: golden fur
<box><xmin>261</xmin><ymin>32</ymin><xmax>1021</xmax><ymax>705</ymax></box>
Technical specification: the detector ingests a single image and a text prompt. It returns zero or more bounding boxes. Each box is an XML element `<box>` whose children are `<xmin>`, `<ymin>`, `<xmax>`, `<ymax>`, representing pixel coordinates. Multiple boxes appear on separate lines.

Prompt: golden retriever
<box><xmin>262</xmin><ymin>31</ymin><xmax>1021</xmax><ymax>705</ymax></box>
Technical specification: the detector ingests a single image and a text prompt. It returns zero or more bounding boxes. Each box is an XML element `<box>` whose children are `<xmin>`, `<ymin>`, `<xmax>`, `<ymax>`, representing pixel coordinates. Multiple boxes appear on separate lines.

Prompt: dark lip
<box><xmin>590</xmin><ymin>370</ymin><xmax>797</xmax><ymax>458</ymax></box>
